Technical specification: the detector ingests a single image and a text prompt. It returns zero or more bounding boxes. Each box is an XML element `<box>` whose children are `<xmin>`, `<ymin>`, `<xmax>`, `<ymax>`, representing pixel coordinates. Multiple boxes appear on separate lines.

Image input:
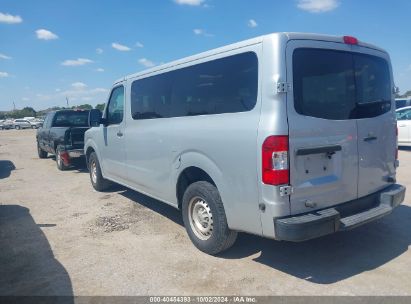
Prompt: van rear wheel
<box><xmin>88</xmin><ymin>152</ymin><xmax>111</xmax><ymax>191</ymax></box>
<box><xmin>182</xmin><ymin>181</ymin><xmax>237</xmax><ymax>255</ymax></box>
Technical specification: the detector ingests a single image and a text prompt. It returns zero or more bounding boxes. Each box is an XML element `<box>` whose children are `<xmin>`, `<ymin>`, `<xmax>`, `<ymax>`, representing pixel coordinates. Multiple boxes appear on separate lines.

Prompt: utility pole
<box><xmin>12</xmin><ymin>100</ymin><xmax>15</xmax><ymax>111</ymax></box>
<box><xmin>66</xmin><ymin>97</ymin><xmax>69</xmax><ymax>108</ymax></box>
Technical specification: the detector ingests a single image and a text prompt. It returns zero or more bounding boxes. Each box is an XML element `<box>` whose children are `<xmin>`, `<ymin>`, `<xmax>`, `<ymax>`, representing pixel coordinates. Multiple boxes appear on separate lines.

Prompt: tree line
<box><xmin>0</xmin><ymin>103</ymin><xmax>106</xmax><ymax>120</ymax></box>
<box><xmin>396</xmin><ymin>90</ymin><xmax>411</xmax><ymax>99</ymax></box>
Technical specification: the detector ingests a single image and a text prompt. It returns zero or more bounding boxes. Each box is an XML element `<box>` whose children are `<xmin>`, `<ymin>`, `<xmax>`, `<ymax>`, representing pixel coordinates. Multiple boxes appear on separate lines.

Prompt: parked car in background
<box><xmin>85</xmin><ymin>32</ymin><xmax>405</xmax><ymax>255</ymax></box>
<box><xmin>28</xmin><ymin>119</ymin><xmax>43</xmax><ymax>129</ymax></box>
<box><xmin>396</xmin><ymin>106</ymin><xmax>411</xmax><ymax>146</ymax></box>
<box><xmin>13</xmin><ymin>119</ymin><xmax>32</xmax><ymax>130</ymax></box>
<box><xmin>395</xmin><ymin>97</ymin><xmax>411</xmax><ymax>109</ymax></box>
<box><xmin>36</xmin><ymin>109</ymin><xmax>92</xmax><ymax>170</ymax></box>
<box><xmin>0</xmin><ymin>119</ymin><xmax>14</xmax><ymax>130</ymax></box>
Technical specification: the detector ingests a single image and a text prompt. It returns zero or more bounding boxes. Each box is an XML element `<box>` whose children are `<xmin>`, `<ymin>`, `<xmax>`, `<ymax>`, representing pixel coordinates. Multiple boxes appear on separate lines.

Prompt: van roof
<box><xmin>114</xmin><ymin>32</ymin><xmax>387</xmax><ymax>84</ymax></box>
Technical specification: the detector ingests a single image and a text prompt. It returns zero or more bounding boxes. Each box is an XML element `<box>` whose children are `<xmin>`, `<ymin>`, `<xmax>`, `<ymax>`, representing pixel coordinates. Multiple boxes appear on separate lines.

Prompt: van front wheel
<box><xmin>182</xmin><ymin>181</ymin><xmax>237</xmax><ymax>255</ymax></box>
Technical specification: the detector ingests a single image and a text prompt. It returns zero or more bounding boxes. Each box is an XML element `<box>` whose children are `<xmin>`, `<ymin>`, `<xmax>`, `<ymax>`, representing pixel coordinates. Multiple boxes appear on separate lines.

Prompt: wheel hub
<box><xmin>188</xmin><ymin>197</ymin><xmax>213</xmax><ymax>240</ymax></box>
<box><xmin>91</xmin><ymin>161</ymin><xmax>97</xmax><ymax>184</ymax></box>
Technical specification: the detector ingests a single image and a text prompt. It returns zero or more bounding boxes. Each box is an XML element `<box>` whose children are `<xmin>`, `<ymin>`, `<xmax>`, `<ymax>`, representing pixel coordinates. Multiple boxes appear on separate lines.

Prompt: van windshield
<box><xmin>293</xmin><ymin>48</ymin><xmax>391</xmax><ymax>120</ymax></box>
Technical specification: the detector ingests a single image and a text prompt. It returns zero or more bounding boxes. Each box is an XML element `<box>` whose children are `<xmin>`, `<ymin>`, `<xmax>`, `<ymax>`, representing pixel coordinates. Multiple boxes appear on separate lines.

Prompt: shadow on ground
<box><xmin>0</xmin><ymin>160</ymin><xmax>15</xmax><ymax>179</ymax></box>
<box><xmin>0</xmin><ymin>205</ymin><xmax>73</xmax><ymax>297</ymax></box>
<box><xmin>119</xmin><ymin>188</ymin><xmax>411</xmax><ymax>285</ymax></box>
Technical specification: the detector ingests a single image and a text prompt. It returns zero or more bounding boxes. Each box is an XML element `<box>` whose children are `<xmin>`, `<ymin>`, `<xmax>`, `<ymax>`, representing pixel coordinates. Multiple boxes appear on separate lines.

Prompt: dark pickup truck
<box><xmin>36</xmin><ymin>109</ymin><xmax>91</xmax><ymax>170</ymax></box>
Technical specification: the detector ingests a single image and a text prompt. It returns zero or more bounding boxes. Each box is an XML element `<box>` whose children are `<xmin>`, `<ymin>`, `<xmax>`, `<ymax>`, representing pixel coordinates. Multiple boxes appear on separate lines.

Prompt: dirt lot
<box><xmin>0</xmin><ymin>129</ymin><xmax>411</xmax><ymax>296</ymax></box>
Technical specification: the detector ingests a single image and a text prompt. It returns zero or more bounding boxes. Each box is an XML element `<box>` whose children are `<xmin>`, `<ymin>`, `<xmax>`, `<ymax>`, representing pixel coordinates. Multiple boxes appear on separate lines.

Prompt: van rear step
<box><xmin>340</xmin><ymin>204</ymin><xmax>392</xmax><ymax>230</ymax></box>
<box><xmin>274</xmin><ymin>184</ymin><xmax>405</xmax><ymax>242</ymax></box>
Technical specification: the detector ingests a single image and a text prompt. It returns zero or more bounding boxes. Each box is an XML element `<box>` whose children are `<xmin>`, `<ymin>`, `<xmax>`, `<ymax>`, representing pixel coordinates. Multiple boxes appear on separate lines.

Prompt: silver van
<box><xmin>85</xmin><ymin>32</ymin><xmax>406</xmax><ymax>255</ymax></box>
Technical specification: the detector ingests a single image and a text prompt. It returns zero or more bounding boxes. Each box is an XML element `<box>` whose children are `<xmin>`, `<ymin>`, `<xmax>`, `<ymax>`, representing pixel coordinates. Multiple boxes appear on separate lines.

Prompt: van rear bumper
<box><xmin>274</xmin><ymin>184</ymin><xmax>406</xmax><ymax>242</ymax></box>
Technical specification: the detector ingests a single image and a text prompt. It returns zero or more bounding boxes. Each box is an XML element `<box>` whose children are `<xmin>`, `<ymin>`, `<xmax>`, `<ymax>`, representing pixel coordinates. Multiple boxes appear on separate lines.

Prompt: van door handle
<box><xmin>117</xmin><ymin>131</ymin><xmax>123</xmax><ymax>137</ymax></box>
<box><xmin>363</xmin><ymin>136</ymin><xmax>377</xmax><ymax>142</ymax></box>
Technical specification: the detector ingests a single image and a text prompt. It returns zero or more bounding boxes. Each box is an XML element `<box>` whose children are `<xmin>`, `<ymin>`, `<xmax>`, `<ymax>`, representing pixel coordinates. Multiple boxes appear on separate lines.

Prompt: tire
<box><xmin>182</xmin><ymin>181</ymin><xmax>237</xmax><ymax>255</ymax></box>
<box><xmin>37</xmin><ymin>142</ymin><xmax>48</xmax><ymax>159</ymax></box>
<box><xmin>15</xmin><ymin>125</ymin><xmax>20</xmax><ymax>130</ymax></box>
<box><xmin>88</xmin><ymin>152</ymin><xmax>112</xmax><ymax>191</ymax></box>
<box><xmin>56</xmin><ymin>146</ymin><xmax>69</xmax><ymax>171</ymax></box>
<box><xmin>32</xmin><ymin>125</ymin><xmax>36</xmax><ymax>129</ymax></box>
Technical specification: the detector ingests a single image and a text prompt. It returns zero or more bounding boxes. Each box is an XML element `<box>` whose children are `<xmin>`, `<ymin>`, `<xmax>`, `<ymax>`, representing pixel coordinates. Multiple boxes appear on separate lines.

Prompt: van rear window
<box><xmin>293</xmin><ymin>48</ymin><xmax>391</xmax><ymax>120</ymax></box>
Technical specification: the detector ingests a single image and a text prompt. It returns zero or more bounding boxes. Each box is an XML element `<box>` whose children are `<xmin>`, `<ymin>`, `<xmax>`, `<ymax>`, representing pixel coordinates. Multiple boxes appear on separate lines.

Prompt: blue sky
<box><xmin>0</xmin><ymin>0</ymin><xmax>410</xmax><ymax>111</ymax></box>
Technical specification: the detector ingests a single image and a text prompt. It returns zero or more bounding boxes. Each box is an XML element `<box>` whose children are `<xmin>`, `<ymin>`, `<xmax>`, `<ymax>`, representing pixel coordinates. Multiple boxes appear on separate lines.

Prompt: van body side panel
<box><xmin>257</xmin><ymin>34</ymin><xmax>291</xmax><ymax>238</ymax></box>
<box><xmin>124</xmin><ymin>45</ymin><xmax>263</xmax><ymax>235</ymax></box>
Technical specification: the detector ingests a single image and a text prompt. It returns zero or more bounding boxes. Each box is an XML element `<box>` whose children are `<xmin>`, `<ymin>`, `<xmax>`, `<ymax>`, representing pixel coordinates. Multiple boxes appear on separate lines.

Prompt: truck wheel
<box><xmin>56</xmin><ymin>146</ymin><xmax>69</xmax><ymax>171</ymax></box>
<box><xmin>88</xmin><ymin>152</ymin><xmax>111</xmax><ymax>191</ymax></box>
<box><xmin>37</xmin><ymin>142</ymin><xmax>48</xmax><ymax>159</ymax></box>
<box><xmin>182</xmin><ymin>181</ymin><xmax>237</xmax><ymax>255</ymax></box>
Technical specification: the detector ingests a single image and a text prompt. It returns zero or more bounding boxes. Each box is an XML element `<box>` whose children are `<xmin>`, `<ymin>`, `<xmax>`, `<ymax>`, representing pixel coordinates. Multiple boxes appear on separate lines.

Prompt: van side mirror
<box><xmin>89</xmin><ymin>109</ymin><xmax>103</xmax><ymax>127</ymax></box>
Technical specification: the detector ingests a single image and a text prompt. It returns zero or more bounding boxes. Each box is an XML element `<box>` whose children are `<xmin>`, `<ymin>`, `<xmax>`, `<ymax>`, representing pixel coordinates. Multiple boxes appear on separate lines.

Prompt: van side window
<box><xmin>130</xmin><ymin>52</ymin><xmax>258</xmax><ymax>119</ymax></box>
<box><xmin>107</xmin><ymin>86</ymin><xmax>125</xmax><ymax>124</ymax></box>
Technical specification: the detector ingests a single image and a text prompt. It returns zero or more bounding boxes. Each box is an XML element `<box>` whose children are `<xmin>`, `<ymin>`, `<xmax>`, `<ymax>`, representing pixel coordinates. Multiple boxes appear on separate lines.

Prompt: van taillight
<box><xmin>262</xmin><ymin>135</ymin><xmax>289</xmax><ymax>185</ymax></box>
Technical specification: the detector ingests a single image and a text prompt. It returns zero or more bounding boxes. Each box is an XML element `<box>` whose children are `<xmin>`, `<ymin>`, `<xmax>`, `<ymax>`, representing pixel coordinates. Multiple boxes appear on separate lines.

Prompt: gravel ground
<box><xmin>0</xmin><ymin>129</ymin><xmax>410</xmax><ymax>296</ymax></box>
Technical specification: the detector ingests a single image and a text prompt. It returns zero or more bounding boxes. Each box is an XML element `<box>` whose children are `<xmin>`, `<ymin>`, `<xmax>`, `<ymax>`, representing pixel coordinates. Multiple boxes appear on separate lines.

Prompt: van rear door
<box><xmin>353</xmin><ymin>51</ymin><xmax>396</xmax><ymax>197</ymax></box>
<box><xmin>286</xmin><ymin>40</ymin><xmax>395</xmax><ymax>214</ymax></box>
<box><xmin>286</xmin><ymin>41</ymin><xmax>359</xmax><ymax>214</ymax></box>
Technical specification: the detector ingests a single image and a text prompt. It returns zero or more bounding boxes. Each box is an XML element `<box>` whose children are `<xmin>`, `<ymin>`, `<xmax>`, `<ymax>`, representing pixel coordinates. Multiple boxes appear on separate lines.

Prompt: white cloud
<box><xmin>36</xmin><ymin>29</ymin><xmax>59</xmax><ymax>40</ymax></box>
<box><xmin>0</xmin><ymin>72</ymin><xmax>9</xmax><ymax>78</ymax></box>
<box><xmin>0</xmin><ymin>53</ymin><xmax>11</xmax><ymax>60</ymax></box>
<box><xmin>297</xmin><ymin>0</ymin><xmax>339</xmax><ymax>13</ymax></box>
<box><xmin>22</xmin><ymin>97</ymin><xmax>29</xmax><ymax>101</ymax></box>
<box><xmin>96</xmin><ymin>48</ymin><xmax>103</xmax><ymax>54</ymax></box>
<box><xmin>0</xmin><ymin>12</ymin><xmax>22</xmax><ymax>24</ymax></box>
<box><xmin>174</xmin><ymin>0</ymin><xmax>204</xmax><ymax>6</ymax></box>
<box><xmin>193</xmin><ymin>28</ymin><xmax>214</xmax><ymax>37</ymax></box>
<box><xmin>71</xmin><ymin>82</ymin><xmax>87</xmax><ymax>89</ymax></box>
<box><xmin>135</xmin><ymin>42</ymin><xmax>144</xmax><ymax>48</ymax></box>
<box><xmin>96</xmin><ymin>68</ymin><xmax>104</xmax><ymax>72</ymax></box>
<box><xmin>248</xmin><ymin>19</ymin><xmax>258</xmax><ymax>28</ymax></box>
<box><xmin>138</xmin><ymin>58</ymin><xmax>155</xmax><ymax>68</ymax></box>
<box><xmin>61</xmin><ymin>58</ymin><xmax>93</xmax><ymax>66</ymax></box>
<box><xmin>112</xmin><ymin>42</ymin><xmax>131</xmax><ymax>51</ymax></box>
<box><xmin>36</xmin><ymin>86</ymin><xmax>108</xmax><ymax>105</ymax></box>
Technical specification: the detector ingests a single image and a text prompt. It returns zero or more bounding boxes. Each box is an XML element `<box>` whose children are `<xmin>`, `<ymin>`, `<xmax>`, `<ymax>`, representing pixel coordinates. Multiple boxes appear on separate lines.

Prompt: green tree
<box><xmin>95</xmin><ymin>103</ymin><xmax>105</xmax><ymax>111</ymax></box>
<box><xmin>400</xmin><ymin>90</ymin><xmax>411</xmax><ymax>98</ymax></box>
<box><xmin>72</xmin><ymin>104</ymin><xmax>93</xmax><ymax>110</ymax></box>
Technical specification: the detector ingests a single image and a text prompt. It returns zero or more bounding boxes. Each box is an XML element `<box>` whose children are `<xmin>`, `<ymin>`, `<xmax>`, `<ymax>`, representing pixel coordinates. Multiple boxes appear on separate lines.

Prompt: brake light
<box><xmin>343</xmin><ymin>36</ymin><xmax>358</xmax><ymax>45</ymax></box>
<box><xmin>262</xmin><ymin>135</ymin><xmax>289</xmax><ymax>185</ymax></box>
